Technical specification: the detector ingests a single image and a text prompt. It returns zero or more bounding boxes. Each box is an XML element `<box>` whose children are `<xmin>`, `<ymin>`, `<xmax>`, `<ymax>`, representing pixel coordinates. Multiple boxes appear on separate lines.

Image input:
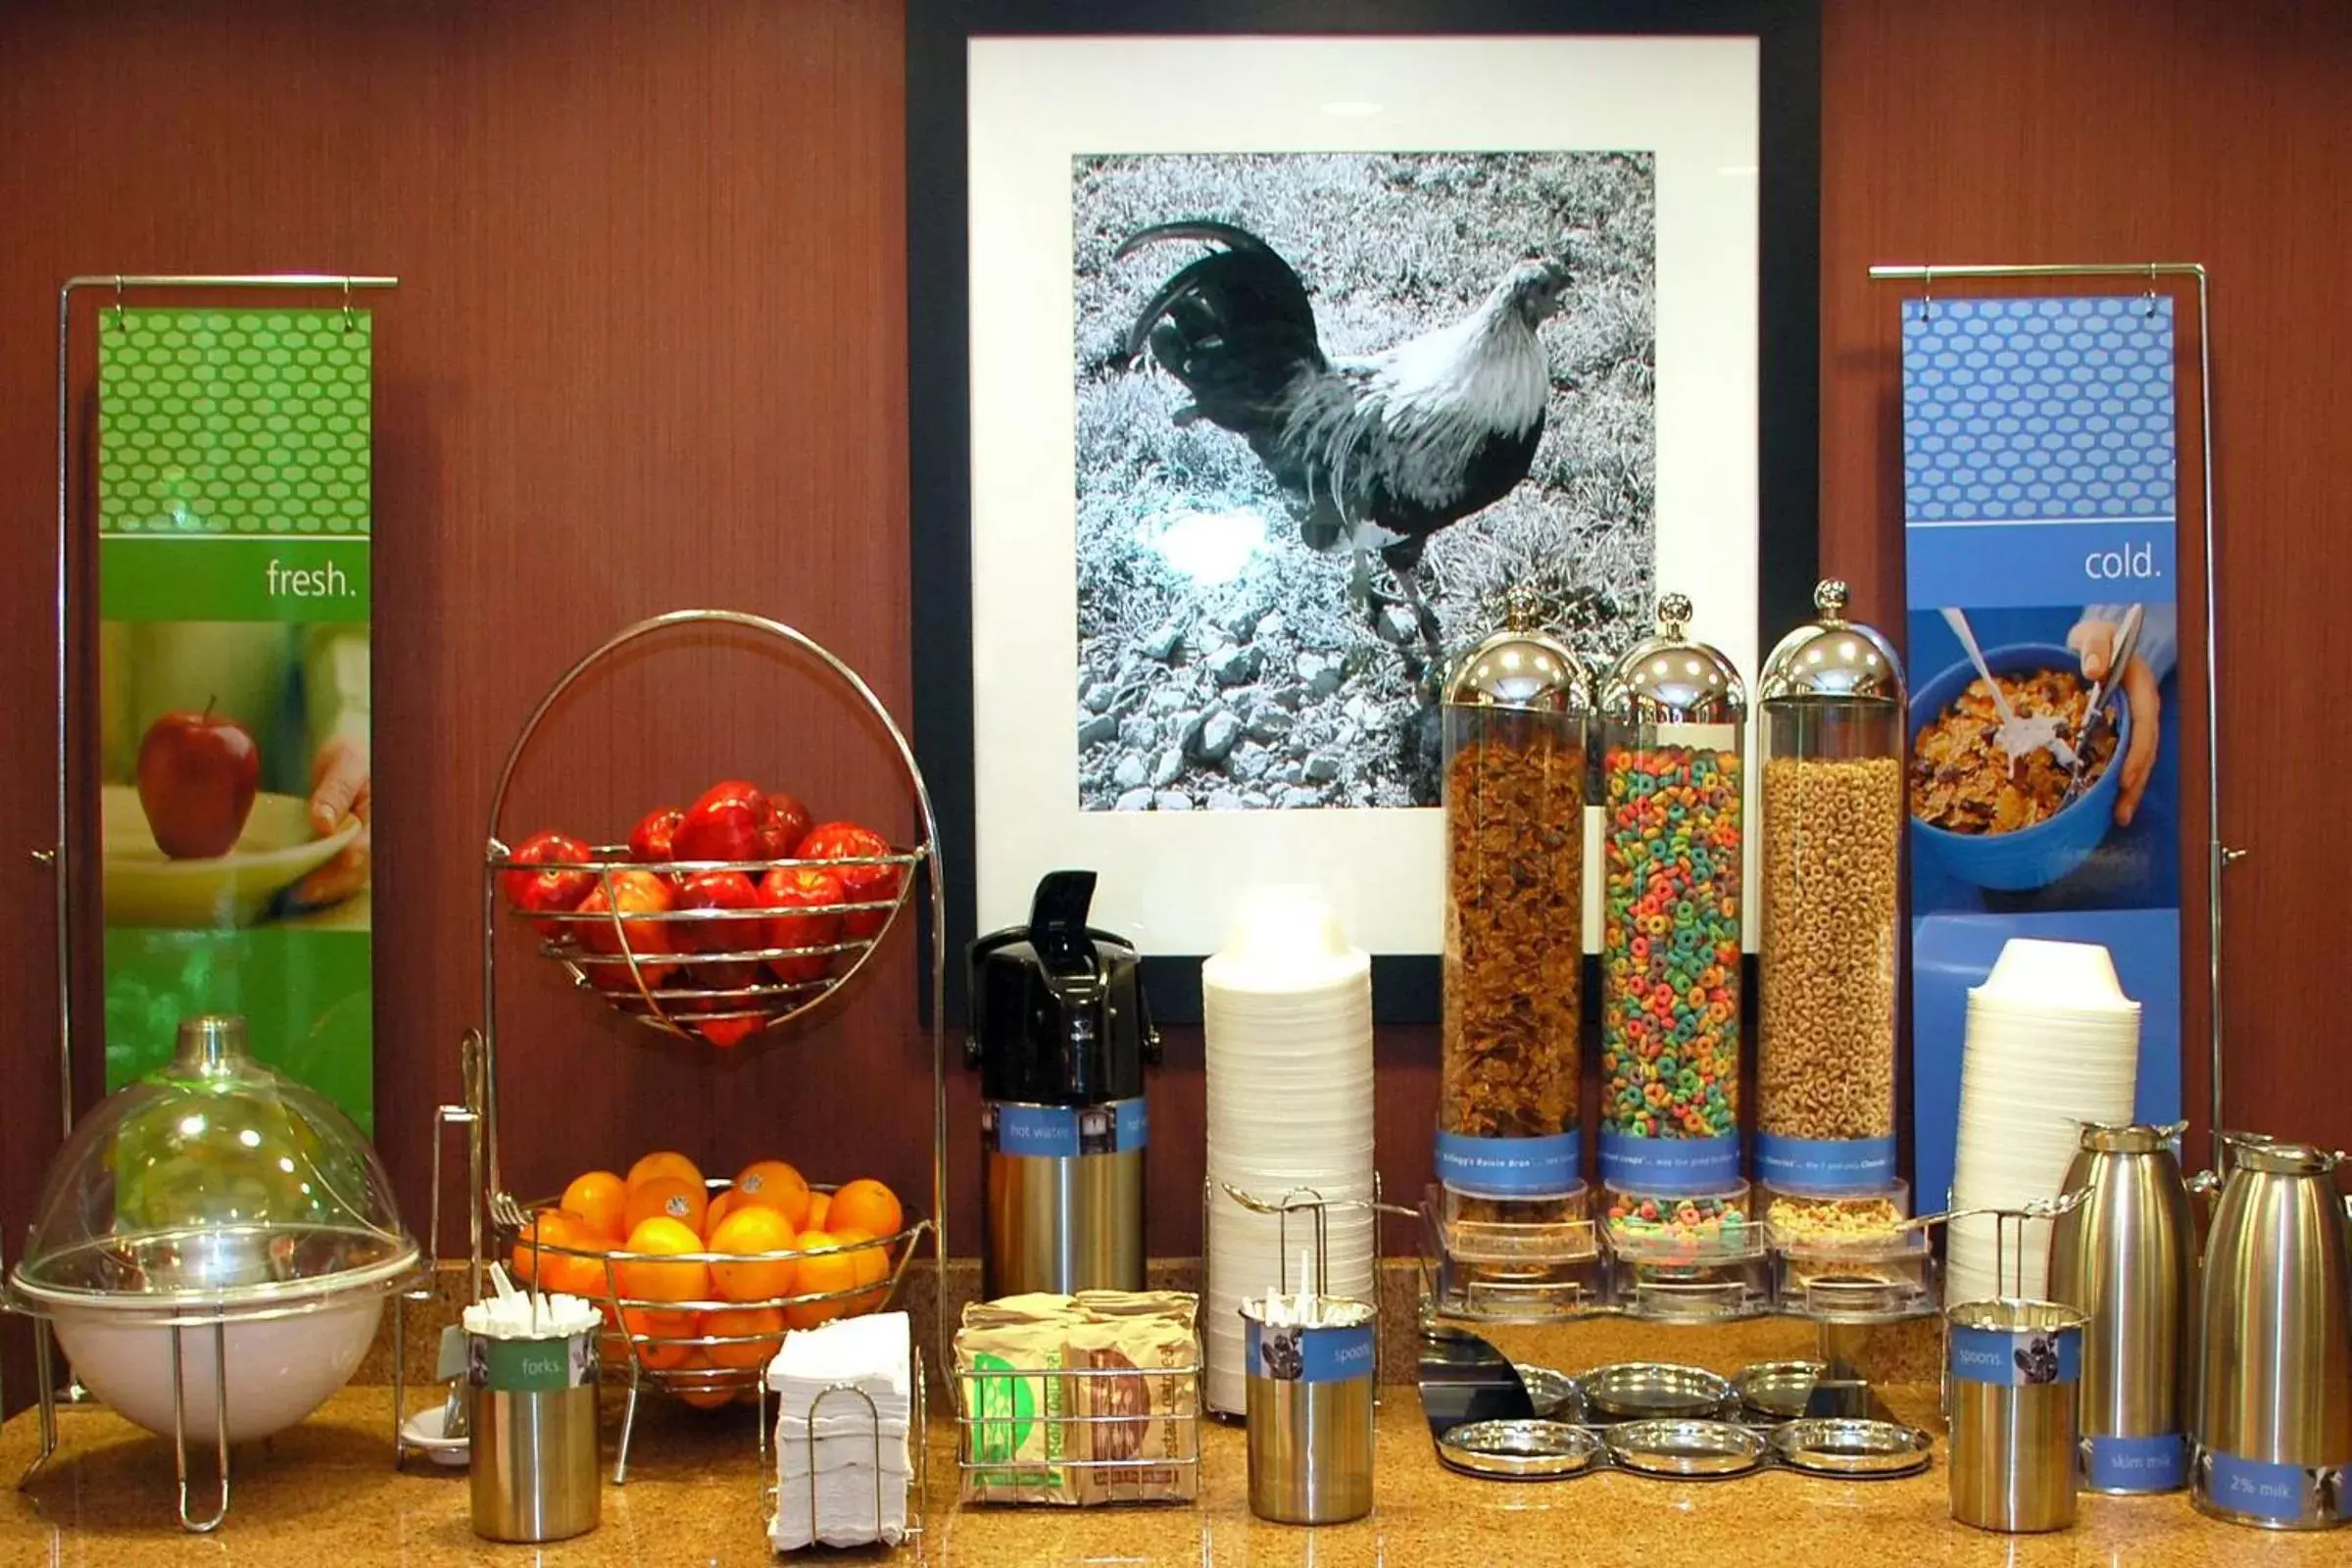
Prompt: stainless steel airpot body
<box><xmin>967</xmin><ymin>869</ymin><xmax>1159</xmax><ymax>1298</ymax></box>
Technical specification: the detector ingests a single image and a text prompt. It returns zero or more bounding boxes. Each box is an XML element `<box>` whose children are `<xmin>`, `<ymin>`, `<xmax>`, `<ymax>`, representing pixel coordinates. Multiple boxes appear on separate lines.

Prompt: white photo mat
<box><xmin>967</xmin><ymin>35</ymin><xmax>1762</xmax><ymax>958</ymax></box>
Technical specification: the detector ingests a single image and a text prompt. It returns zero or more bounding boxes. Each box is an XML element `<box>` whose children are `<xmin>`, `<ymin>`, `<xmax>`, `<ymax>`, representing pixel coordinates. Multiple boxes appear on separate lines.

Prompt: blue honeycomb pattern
<box><xmin>1902</xmin><ymin>296</ymin><xmax>2175</xmax><ymax>524</ymax></box>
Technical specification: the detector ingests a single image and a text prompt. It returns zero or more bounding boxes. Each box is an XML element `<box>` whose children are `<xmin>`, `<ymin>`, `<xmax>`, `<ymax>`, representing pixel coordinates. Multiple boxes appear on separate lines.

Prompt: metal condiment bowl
<box><xmin>1603</xmin><ymin>1418</ymin><xmax>1769</xmax><ymax>1479</ymax></box>
<box><xmin>1437</xmin><ymin>1420</ymin><xmax>1603</xmax><ymax>1481</ymax></box>
<box><xmin>1579</xmin><ymin>1362</ymin><xmax>1738</xmax><ymax>1423</ymax></box>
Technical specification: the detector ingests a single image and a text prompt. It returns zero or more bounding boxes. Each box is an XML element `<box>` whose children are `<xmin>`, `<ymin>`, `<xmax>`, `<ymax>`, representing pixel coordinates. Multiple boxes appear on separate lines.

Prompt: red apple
<box><xmin>676</xmin><ymin>868</ymin><xmax>764</xmax><ymax>990</ymax></box>
<box><xmin>628</xmin><ymin>806</ymin><xmax>685</xmax><ymax>867</ymax></box>
<box><xmin>683</xmin><ymin>998</ymin><xmax>761</xmax><ymax>1049</ymax></box>
<box><xmin>672</xmin><ymin>780</ymin><xmax>768</xmax><ymax>864</ymax></box>
<box><xmin>573</xmin><ymin>869</ymin><xmax>677</xmax><ymax>993</ymax></box>
<box><xmin>795</xmin><ymin>822</ymin><xmax>900</xmax><ymax>939</ymax></box>
<box><xmin>760</xmin><ymin>865</ymin><xmax>845</xmax><ymax>983</ymax></box>
<box><xmin>504</xmin><ymin>829</ymin><xmax>596</xmax><ymax>937</ymax></box>
<box><xmin>761</xmin><ymin>789</ymin><xmax>813</xmax><ymax>859</ymax></box>
<box><xmin>135</xmin><ymin>702</ymin><xmax>260</xmax><ymax>860</ymax></box>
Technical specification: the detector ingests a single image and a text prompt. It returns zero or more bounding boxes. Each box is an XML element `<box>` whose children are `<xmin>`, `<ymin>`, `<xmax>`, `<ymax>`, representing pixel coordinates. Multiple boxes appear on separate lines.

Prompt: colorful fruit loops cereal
<box><xmin>1605</xmin><ymin>1190</ymin><xmax>1749</xmax><ymax>1247</ymax></box>
<box><xmin>1600</xmin><ymin>746</ymin><xmax>1742</xmax><ymax>1146</ymax></box>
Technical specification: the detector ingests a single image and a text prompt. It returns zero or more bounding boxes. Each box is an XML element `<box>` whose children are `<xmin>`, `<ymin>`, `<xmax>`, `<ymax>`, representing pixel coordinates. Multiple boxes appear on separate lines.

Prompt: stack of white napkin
<box><xmin>766</xmin><ymin>1312</ymin><xmax>912</xmax><ymax>1550</ymax></box>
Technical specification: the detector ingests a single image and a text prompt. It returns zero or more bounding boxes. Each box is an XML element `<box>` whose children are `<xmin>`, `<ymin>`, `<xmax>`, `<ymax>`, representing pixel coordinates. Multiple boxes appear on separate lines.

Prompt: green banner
<box><xmin>470</xmin><ymin>1333</ymin><xmax>599</xmax><ymax>1394</ymax></box>
<box><xmin>98</xmin><ymin>310</ymin><xmax>375</xmax><ymax>1129</ymax></box>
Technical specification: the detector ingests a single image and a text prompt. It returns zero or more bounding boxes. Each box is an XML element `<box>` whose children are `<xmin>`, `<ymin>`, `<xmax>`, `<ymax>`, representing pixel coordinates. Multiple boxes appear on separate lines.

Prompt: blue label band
<box><xmin>1246</xmin><ymin>1317</ymin><xmax>1375</xmax><ymax>1386</ymax></box>
<box><xmin>1597</xmin><ymin>1132</ymin><xmax>1740</xmax><ymax>1192</ymax></box>
<box><xmin>985</xmin><ymin>1098</ymin><xmax>1147</xmax><ymax>1158</ymax></box>
<box><xmin>1434</xmin><ymin>1130</ymin><xmax>1581</xmax><ymax>1199</ymax></box>
<box><xmin>2202</xmin><ymin>1451</ymin><xmax>2320</xmax><ymax>1523</ymax></box>
<box><xmin>2086</xmin><ymin>1432</ymin><xmax>2185</xmax><ymax>1493</ymax></box>
<box><xmin>1948</xmin><ymin>1324</ymin><xmax>2082</xmax><ymax>1387</ymax></box>
<box><xmin>1753</xmin><ymin>1134</ymin><xmax>1897</xmax><ymax>1194</ymax></box>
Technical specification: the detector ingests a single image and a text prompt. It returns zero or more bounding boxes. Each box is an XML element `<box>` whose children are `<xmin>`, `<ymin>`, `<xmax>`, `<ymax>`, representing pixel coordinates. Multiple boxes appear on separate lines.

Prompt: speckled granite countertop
<box><xmin>2</xmin><ymin>1381</ymin><xmax>2340</xmax><ymax>1566</ymax></box>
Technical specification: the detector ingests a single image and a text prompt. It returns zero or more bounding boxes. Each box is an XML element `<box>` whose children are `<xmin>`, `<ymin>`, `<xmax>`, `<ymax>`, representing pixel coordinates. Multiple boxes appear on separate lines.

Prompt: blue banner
<box><xmin>1948</xmin><ymin>1323</ymin><xmax>2081</xmax><ymax>1387</ymax></box>
<box><xmin>1434</xmin><ymin>1130</ymin><xmax>1581</xmax><ymax>1199</ymax></box>
<box><xmin>1597</xmin><ymin>1133</ymin><xmax>1740</xmax><ymax>1193</ymax></box>
<box><xmin>2203</xmin><ymin>1451</ymin><xmax>2320</xmax><ymax>1524</ymax></box>
<box><xmin>983</xmin><ymin>1098</ymin><xmax>1148</xmax><ymax>1158</ymax></box>
<box><xmin>1902</xmin><ymin>297</ymin><xmax>2183</xmax><ymax>1212</ymax></box>
<box><xmin>1246</xmin><ymin>1317</ymin><xmax>1375</xmax><ymax>1385</ymax></box>
<box><xmin>2087</xmin><ymin>1432</ymin><xmax>2185</xmax><ymax>1494</ymax></box>
<box><xmin>1754</xmin><ymin>1135</ymin><xmax>1896</xmax><ymax>1194</ymax></box>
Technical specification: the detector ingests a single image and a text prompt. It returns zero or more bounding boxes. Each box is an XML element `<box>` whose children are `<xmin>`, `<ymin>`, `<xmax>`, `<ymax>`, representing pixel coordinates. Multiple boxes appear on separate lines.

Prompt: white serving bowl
<box><xmin>53</xmin><ymin>1294</ymin><xmax>384</xmax><ymax>1444</ymax></box>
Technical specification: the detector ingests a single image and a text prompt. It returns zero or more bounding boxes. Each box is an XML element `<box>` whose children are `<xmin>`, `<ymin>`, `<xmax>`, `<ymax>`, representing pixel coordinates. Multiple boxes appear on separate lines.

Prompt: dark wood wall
<box><xmin>2</xmin><ymin>0</ymin><xmax>2348</xmax><ymax>1412</ymax></box>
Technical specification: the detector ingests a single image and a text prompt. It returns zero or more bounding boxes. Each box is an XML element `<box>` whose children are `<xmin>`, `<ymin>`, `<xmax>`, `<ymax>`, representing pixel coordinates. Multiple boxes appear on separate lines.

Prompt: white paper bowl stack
<box><xmin>1946</xmin><ymin>938</ymin><xmax>2141</xmax><ymax>1304</ymax></box>
<box><xmin>1200</xmin><ymin>885</ymin><xmax>1376</xmax><ymax>1415</ymax></box>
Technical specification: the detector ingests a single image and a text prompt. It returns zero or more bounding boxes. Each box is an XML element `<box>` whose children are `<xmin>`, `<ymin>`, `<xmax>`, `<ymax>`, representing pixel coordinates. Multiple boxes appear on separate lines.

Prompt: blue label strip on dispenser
<box><xmin>1596</xmin><ymin>1133</ymin><xmax>1740</xmax><ymax>1191</ymax></box>
<box><xmin>1246</xmin><ymin>1317</ymin><xmax>1376</xmax><ymax>1385</ymax></box>
<box><xmin>2088</xmin><ymin>1433</ymin><xmax>2185</xmax><ymax>1493</ymax></box>
<box><xmin>1948</xmin><ymin>1325</ymin><xmax>2082</xmax><ymax>1387</ymax></box>
<box><xmin>1753</xmin><ymin>1135</ymin><xmax>1898</xmax><ymax>1193</ymax></box>
<box><xmin>989</xmin><ymin>1098</ymin><xmax>1147</xmax><ymax>1158</ymax></box>
<box><xmin>1434</xmin><ymin>1130</ymin><xmax>1582</xmax><ymax>1198</ymax></box>
<box><xmin>2205</xmin><ymin>1451</ymin><xmax>2317</xmax><ymax>1522</ymax></box>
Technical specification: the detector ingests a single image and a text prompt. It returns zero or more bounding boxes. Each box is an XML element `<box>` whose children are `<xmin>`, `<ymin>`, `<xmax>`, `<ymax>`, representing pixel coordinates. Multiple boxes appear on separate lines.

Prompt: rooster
<box><xmin>1117</xmin><ymin>220</ymin><xmax>1572</xmax><ymax>663</ymax></box>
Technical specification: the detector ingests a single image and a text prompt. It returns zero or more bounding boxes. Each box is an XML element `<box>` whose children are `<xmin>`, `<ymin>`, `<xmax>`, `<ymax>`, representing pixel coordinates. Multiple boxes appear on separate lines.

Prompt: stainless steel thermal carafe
<box><xmin>2048</xmin><ymin>1121</ymin><xmax>2195</xmax><ymax>1494</ymax></box>
<box><xmin>2193</xmin><ymin>1141</ymin><xmax>2352</xmax><ymax>1530</ymax></box>
<box><xmin>969</xmin><ymin>869</ymin><xmax>1158</xmax><ymax>1299</ymax></box>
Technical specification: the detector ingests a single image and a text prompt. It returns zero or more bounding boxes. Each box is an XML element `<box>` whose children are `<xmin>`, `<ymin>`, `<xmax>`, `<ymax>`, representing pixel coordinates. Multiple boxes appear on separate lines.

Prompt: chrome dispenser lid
<box><xmin>1600</xmin><ymin>593</ymin><xmax>1745</xmax><ymax>724</ymax></box>
<box><xmin>9</xmin><ymin>1015</ymin><xmax>417</xmax><ymax>1316</ymax></box>
<box><xmin>1443</xmin><ymin>583</ymin><xmax>1592</xmax><ymax>715</ymax></box>
<box><xmin>1757</xmin><ymin>580</ymin><xmax>1905</xmax><ymax>708</ymax></box>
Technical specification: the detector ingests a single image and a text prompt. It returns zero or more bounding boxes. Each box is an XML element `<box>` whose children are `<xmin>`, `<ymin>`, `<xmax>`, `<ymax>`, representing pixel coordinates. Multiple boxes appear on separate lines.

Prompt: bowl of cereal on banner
<box><xmin>1907</xmin><ymin>643</ymin><xmax>2128</xmax><ymax>892</ymax></box>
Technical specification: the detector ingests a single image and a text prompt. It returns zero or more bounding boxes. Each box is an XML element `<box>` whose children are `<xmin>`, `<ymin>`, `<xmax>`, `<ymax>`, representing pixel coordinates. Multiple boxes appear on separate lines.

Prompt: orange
<box><xmin>710</xmin><ymin>1206</ymin><xmax>798</xmax><ymax>1302</ymax></box>
<box><xmin>616</xmin><ymin>1306</ymin><xmax>697</xmax><ymax>1371</ymax></box>
<box><xmin>560</xmin><ymin>1170</ymin><xmax>628</xmax><ymax>1242</ymax></box>
<box><xmin>546</xmin><ymin>1242</ymin><xmax>612</xmax><ymax>1302</ymax></box>
<box><xmin>511</xmin><ymin>1209</ymin><xmax>577</xmax><ymax>1287</ymax></box>
<box><xmin>805</xmin><ymin>1191</ymin><xmax>831</xmax><ymax>1231</ymax></box>
<box><xmin>785</xmin><ymin>1230</ymin><xmax>857</xmax><ymax>1329</ymax></box>
<box><xmin>731</xmin><ymin>1159</ymin><xmax>812</xmax><ymax>1229</ymax></box>
<box><xmin>704</xmin><ymin>1305</ymin><xmax>786</xmax><ymax>1370</ymax></box>
<box><xmin>827</xmin><ymin>1178</ymin><xmax>904</xmax><ymax>1241</ymax></box>
<box><xmin>627</xmin><ymin>1151</ymin><xmax>705</xmax><ymax>1194</ymax></box>
<box><xmin>706</xmin><ymin>1191</ymin><xmax>736</xmax><ymax>1232</ymax></box>
<box><xmin>623</xmin><ymin>1174</ymin><xmax>710</xmax><ymax>1240</ymax></box>
<box><xmin>830</xmin><ymin>1228</ymin><xmax>892</xmax><ymax>1314</ymax></box>
<box><xmin>671</xmin><ymin>1352</ymin><xmax>736</xmax><ymax>1409</ymax></box>
<box><xmin>615</xmin><ymin>1216</ymin><xmax>710</xmax><ymax>1304</ymax></box>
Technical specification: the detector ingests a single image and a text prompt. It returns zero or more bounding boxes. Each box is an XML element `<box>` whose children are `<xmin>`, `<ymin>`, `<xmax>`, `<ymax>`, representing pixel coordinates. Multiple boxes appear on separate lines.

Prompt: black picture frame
<box><xmin>909</xmin><ymin>0</ymin><xmax>1822</xmax><ymax>1024</ymax></box>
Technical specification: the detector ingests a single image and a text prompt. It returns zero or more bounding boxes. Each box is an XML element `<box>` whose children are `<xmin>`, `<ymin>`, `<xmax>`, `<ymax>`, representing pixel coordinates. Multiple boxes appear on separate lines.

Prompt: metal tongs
<box><xmin>2061</xmin><ymin>603</ymin><xmax>2144</xmax><ymax>807</ymax></box>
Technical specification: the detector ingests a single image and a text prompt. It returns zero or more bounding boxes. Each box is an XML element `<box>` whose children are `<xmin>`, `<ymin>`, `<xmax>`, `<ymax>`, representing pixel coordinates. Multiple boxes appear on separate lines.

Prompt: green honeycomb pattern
<box><xmin>99</xmin><ymin>309</ymin><xmax>371</xmax><ymax>537</ymax></box>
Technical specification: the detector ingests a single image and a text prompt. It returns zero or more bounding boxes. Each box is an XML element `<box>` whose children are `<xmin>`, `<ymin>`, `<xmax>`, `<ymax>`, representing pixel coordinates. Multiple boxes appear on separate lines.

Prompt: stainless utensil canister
<box><xmin>1242</xmin><ymin>1298</ymin><xmax>1376</xmax><ymax>1525</ymax></box>
<box><xmin>469</xmin><ymin>1327</ymin><xmax>600</xmax><ymax>1543</ymax></box>
<box><xmin>2193</xmin><ymin>1141</ymin><xmax>2352</xmax><ymax>1530</ymax></box>
<box><xmin>1946</xmin><ymin>1298</ymin><xmax>2088</xmax><ymax>1533</ymax></box>
<box><xmin>2047</xmin><ymin>1121</ymin><xmax>2195</xmax><ymax>1494</ymax></box>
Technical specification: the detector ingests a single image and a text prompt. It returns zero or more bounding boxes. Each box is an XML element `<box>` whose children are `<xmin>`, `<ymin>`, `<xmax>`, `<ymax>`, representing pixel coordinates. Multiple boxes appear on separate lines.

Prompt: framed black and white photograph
<box><xmin>910</xmin><ymin>2</ymin><xmax>1821</xmax><ymax>1019</ymax></box>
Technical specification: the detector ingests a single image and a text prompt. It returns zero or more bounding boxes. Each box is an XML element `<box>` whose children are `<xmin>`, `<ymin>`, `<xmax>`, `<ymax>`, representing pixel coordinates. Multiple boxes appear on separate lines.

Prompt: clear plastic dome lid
<box><xmin>1443</xmin><ymin>582</ymin><xmax>1592</xmax><ymax>715</ymax></box>
<box><xmin>10</xmin><ymin>1015</ymin><xmax>416</xmax><ymax>1313</ymax></box>
<box><xmin>1757</xmin><ymin>580</ymin><xmax>1905</xmax><ymax>709</ymax></box>
<box><xmin>1600</xmin><ymin>592</ymin><xmax>1746</xmax><ymax>724</ymax></box>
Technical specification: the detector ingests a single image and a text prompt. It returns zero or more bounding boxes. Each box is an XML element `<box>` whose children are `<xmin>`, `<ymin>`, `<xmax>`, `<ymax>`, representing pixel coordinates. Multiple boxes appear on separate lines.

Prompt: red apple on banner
<box><xmin>135</xmin><ymin>701</ymin><xmax>260</xmax><ymax>859</ymax></box>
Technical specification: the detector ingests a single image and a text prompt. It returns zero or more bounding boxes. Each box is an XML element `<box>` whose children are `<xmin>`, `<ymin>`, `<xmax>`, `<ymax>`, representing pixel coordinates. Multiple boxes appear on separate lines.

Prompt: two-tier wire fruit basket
<box><xmin>428</xmin><ymin>611</ymin><xmax>949</xmax><ymax>1485</ymax></box>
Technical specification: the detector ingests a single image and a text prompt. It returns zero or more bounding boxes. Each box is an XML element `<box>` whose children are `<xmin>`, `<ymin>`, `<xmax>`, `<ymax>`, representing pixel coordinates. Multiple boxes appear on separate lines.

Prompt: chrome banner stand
<box><xmin>1868</xmin><ymin>262</ymin><xmax>2232</xmax><ymax>1167</ymax></box>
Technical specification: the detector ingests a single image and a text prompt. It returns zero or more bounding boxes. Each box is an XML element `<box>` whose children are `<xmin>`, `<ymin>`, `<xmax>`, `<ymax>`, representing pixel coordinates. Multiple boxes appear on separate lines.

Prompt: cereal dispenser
<box><xmin>1438</xmin><ymin>586</ymin><xmax>1592</xmax><ymax>1230</ymax></box>
<box><xmin>1597</xmin><ymin>592</ymin><xmax>1748</xmax><ymax>1237</ymax></box>
<box><xmin>1753</xmin><ymin>580</ymin><xmax>1906</xmax><ymax>1200</ymax></box>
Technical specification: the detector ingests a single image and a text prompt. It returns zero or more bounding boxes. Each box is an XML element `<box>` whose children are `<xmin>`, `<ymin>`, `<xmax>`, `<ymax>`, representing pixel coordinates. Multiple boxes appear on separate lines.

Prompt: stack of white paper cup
<box><xmin>1946</xmin><ymin>938</ymin><xmax>2140</xmax><ymax>1304</ymax></box>
<box><xmin>1201</xmin><ymin>885</ymin><xmax>1376</xmax><ymax>1415</ymax></box>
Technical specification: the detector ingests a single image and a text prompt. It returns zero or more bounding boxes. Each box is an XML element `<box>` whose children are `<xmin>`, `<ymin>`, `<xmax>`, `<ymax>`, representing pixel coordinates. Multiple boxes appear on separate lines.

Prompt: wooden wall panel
<box><xmin>1819</xmin><ymin>0</ymin><xmax>2352</xmax><ymax>1158</ymax></box>
<box><xmin>2</xmin><ymin>1</ymin><xmax>2349</xmax><ymax>1422</ymax></box>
